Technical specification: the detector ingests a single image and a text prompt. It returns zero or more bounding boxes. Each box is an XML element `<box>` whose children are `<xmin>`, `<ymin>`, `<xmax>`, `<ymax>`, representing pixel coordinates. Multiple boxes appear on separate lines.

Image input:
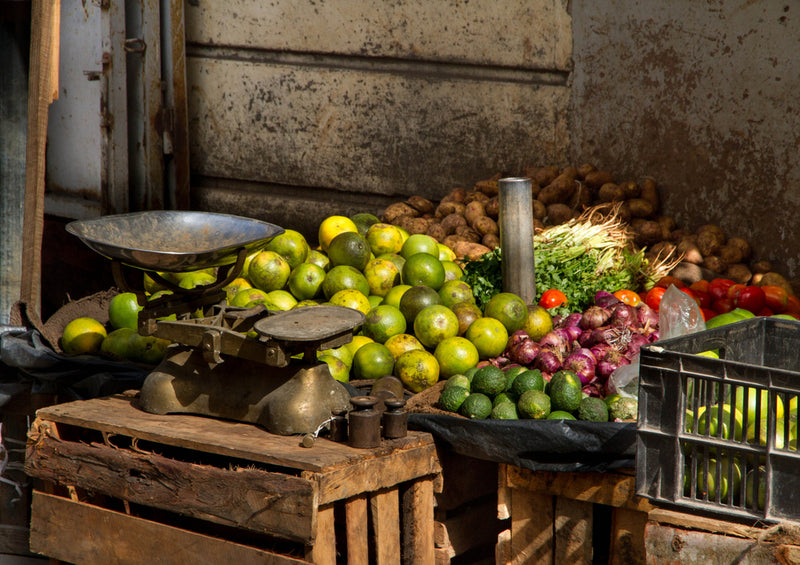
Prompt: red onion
<box><xmin>563</xmin><ymin>348</ymin><xmax>597</xmax><ymax>385</ymax></box>
<box><xmin>590</xmin><ymin>343</ymin><xmax>612</xmax><ymax>361</ymax></box>
<box><xmin>582</xmin><ymin>382</ymin><xmax>604</xmax><ymax>397</ymax></box>
<box><xmin>597</xmin><ymin>355</ymin><xmax>630</xmax><ymax>379</ymax></box>
<box><xmin>535</xmin><ymin>347</ymin><xmax>563</xmax><ymax>373</ymax></box>
<box><xmin>580</xmin><ymin>306</ymin><xmax>612</xmax><ymax>330</ymax></box>
<box><xmin>592</xmin><ymin>326</ymin><xmax>619</xmax><ymax>346</ymax></box>
<box><xmin>595</xmin><ymin>290</ymin><xmax>622</xmax><ymax>309</ymax></box>
<box><xmin>579</xmin><ymin>329</ymin><xmax>597</xmax><ymax>348</ymax></box>
<box><xmin>489</xmin><ymin>355</ymin><xmax>511</xmax><ymax>368</ymax></box>
<box><xmin>636</xmin><ymin>303</ymin><xmax>659</xmax><ymax>329</ymax></box>
<box><xmin>539</xmin><ymin>330</ymin><xmax>569</xmax><ymax>353</ymax></box>
<box><xmin>625</xmin><ymin>333</ymin><xmax>650</xmax><ymax>357</ymax></box>
<box><xmin>508</xmin><ymin>339</ymin><xmax>541</xmax><ymax>365</ymax></box>
<box><xmin>563</xmin><ymin>325</ymin><xmax>583</xmax><ymax>343</ymax></box>
<box><xmin>560</xmin><ymin>312</ymin><xmax>584</xmax><ymax>328</ymax></box>
<box><xmin>505</xmin><ymin>330</ymin><xmax>530</xmax><ymax>352</ymax></box>
<box><xmin>610</xmin><ymin>303</ymin><xmax>638</xmax><ymax>328</ymax></box>
<box><xmin>647</xmin><ymin>330</ymin><xmax>660</xmax><ymax>342</ymax></box>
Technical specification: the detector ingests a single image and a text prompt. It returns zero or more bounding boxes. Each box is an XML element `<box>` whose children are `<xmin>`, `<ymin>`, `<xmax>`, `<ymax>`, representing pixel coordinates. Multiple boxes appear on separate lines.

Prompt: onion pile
<box><xmin>495</xmin><ymin>291</ymin><xmax>659</xmax><ymax>396</ymax></box>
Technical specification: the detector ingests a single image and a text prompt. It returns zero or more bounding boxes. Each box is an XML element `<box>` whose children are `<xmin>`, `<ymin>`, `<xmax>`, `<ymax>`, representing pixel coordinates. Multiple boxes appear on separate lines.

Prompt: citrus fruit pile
<box><xmin>437</xmin><ymin>365</ymin><xmax>633</xmax><ymax>421</ymax></box>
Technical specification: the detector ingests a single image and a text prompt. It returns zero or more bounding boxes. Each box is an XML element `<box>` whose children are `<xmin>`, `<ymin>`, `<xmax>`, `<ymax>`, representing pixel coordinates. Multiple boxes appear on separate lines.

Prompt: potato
<box><xmin>443</xmin><ymin>234</ymin><xmax>464</xmax><ymax>249</ymax></box>
<box><xmin>450</xmin><ymin>240</ymin><xmax>492</xmax><ymax>261</ymax></box>
<box><xmin>718</xmin><ymin>243</ymin><xmax>743</xmax><ymax>266</ymax></box>
<box><xmin>455</xmin><ymin>225</ymin><xmax>481</xmax><ymax>243</ymax></box>
<box><xmin>616</xmin><ymin>201</ymin><xmax>632</xmax><ymax>223</ymax></box>
<box><xmin>560</xmin><ymin>165</ymin><xmax>579</xmax><ymax>179</ymax></box>
<box><xmin>441</xmin><ymin>213</ymin><xmax>467</xmax><ymax>235</ymax></box>
<box><xmin>568</xmin><ymin>182</ymin><xmax>592</xmax><ymax>210</ymax></box>
<box><xmin>464</xmin><ymin>190</ymin><xmax>490</xmax><ymax>204</ymax></box>
<box><xmin>406</xmin><ymin>195</ymin><xmax>435</xmax><ymax>215</ymax></box>
<box><xmin>534</xmin><ymin>218</ymin><xmax>545</xmax><ymax>231</ymax></box>
<box><xmin>482</xmin><ymin>233</ymin><xmax>501</xmax><ymax>250</ymax></box>
<box><xmin>532</xmin><ymin>199</ymin><xmax>547</xmax><ymax>221</ymax></box>
<box><xmin>647</xmin><ymin>241</ymin><xmax>677</xmax><ymax>260</ymax></box>
<box><xmin>538</xmin><ymin>174</ymin><xmax>576</xmax><ymax>205</ymax></box>
<box><xmin>626</xmin><ymin>198</ymin><xmax>655</xmax><ymax>219</ymax></box>
<box><xmin>425</xmin><ymin>222</ymin><xmax>446</xmax><ymax>242</ymax></box>
<box><xmin>530</xmin><ymin>182</ymin><xmax>541</xmax><ymax>200</ymax></box>
<box><xmin>435</xmin><ymin>201</ymin><xmax>466</xmax><ymax>219</ymax></box>
<box><xmin>756</xmin><ymin>272</ymin><xmax>794</xmax><ymax>296</ymax></box>
<box><xmin>402</xmin><ymin>217</ymin><xmax>434</xmax><ymax>235</ymax></box>
<box><xmin>670</xmin><ymin>229</ymin><xmax>693</xmax><ymax>243</ymax></box>
<box><xmin>656</xmin><ymin>215</ymin><xmax>677</xmax><ymax>235</ymax></box>
<box><xmin>546</xmin><ymin>203</ymin><xmax>574</xmax><ymax>225</ymax></box>
<box><xmin>675</xmin><ymin>239</ymin><xmax>704</xmax><ymax>265</ymax></box>
<box><xmin>475</xmin><ymin>179</ymin><xmax>499</xmax><ymax>197</ymax></box>
<box><xmin>639</xmin><ymin>178</ymin><xmax>659</xmax><ymax>213</ymax></box>
<box><xmin>473</xmin><ymin>215</ymin><xmax>499</xmax><ymax>237</ymax></box>
<box><xmin>382</xmin><ymin>202</ymin><xmax>419</xmax><ymax>223</ymax></box>
<box><xmin>633</xmin><ymin>220</ymin><xmax>664</xmax><ymax>246</ymax></box>
<box><xmin>584</xmin><ymin>170</ymin><xmax>614</xmax><ymax>190</ymax></box>
<box><xmin>532</xmin><ymin>166</ymin><xmax>559</xmax><ymax>187</ymax></box>
<box><xmin>725</xmin><ymin>237</ymin><xmax>751</xmax><ymax>262</ymax></box>
<box><xmin>697</xmin><ymin>227</ymin><xmax>726</xmax><ymax>257</ymax></box>
<box><xmin>751</xmin><ymin>260</ymin><xmax>773</xmax><ymax>274</ymax></box>
<box><xmin>619</xmin><ymin>180</ymin><xmax>641</xmax><ymax>199</ymax></box>
<box><xmin>702</xmin><ymin>255</ymin><xmax>727</xmax><ymax>274</ymax></box>
<box><xmin>484</xmin><ymin>196</ymin><xmax>499</xmax><ymax>218</ymax></box>
<box><xmin>577</xmin><ymin>163</ymin><xmax>596</xmax><ymax>179</ymax></box>
<box><xmin>725</xmin><ymin>263</ymin><xmax>752</xmax><ymax>285</ymax></box>
<box><xmin>464</xmin><ymin>200</ymin><xmax>487</xmax><ymax>228</ymax></box>
<box><xmin>597</xmin><ymin>183</ymin><xmax>626</xmax><ymax>202</ymax></box>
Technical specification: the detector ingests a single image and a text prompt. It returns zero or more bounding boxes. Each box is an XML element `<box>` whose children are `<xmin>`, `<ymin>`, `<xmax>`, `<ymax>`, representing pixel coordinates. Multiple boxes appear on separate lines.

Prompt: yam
<box><xmin>619</xmin><ymin>181</ymin><xmax>641</xmax><ymax>199</ymax></box>
<box><xmin>725</xmin><ymin>263</ymin><xmax>752</xmax><ymax>285</ymax></box>
<box><xmin>450</xmin><ymin>240</ymin><xmax>492</xmax><ymax>262</ymax></box>
<box><xmin>576</xmin><ymin>163</ymin><xmax>596</xmax><ymax>179</ymax></box>
<box><xmin>697</xmin><ymin>227</ymin><xmax>725</xmax><ymax>257</ymax></box>
<box><xmin>464</xmin><ymin>201</ymin><xmax>486</xmax><ymax>228</ymax></box>
<box><xmin>473</xmin><ymin>215</ymin><xmax>498</xmax><ymax>237</ymax></box>
<box><xmin>475</xmin><ymin>179</ymin><xmax>499</xmax><ymax>197</ymax></box>
<box><xmin>675</xmin><ymin>239</ymin><xmax>704</xmax><ymax>264</ymax></box>
<box><xmin>756</xmin><ymin>272</ymin><xmax>794</xmax><ymax>296</ymax></box>
<box><xmin>545</xmin><ymin>203</ymin><xmax>574</xmax><ymax>226</ymax></box>
<box><xmin>484</xmin><ymin>196</ymin><xmax>499</xmax><ymax>218</ymax></box>
<box><xmin>597</xmin><ymin>183</ymin><xmax>625</xmax><ymax>202</ymax></box>
<box><xmin>441</xmin><ymin>213</ymin><xmax>467</xmax><ymax>235</ymax></box>
<box><xmin>751</xmin><ymin>260</ymin><xmax>773</xmax><ymax>274</ymax></box>
<box><xmin>533</xmin><ymin>166</ymin><xmax>560</xmax><ymax>187</ymax></box>
<box><xmin>455</xmin><ymin>225</ymin><xmax>481</xmax><ymax>243</ymax></box>
<box><xmin>584</xmin><ymin>170</ymin><xmax>614</xmax><ymax>190</ymax></box>
<box><xmin>538</xmin><ymin>174</ymin><xmax>576</xmax><ymax>205</ymax></box>
<box><xmin>406</xmin><ymin>195</ymin><xmax>435</xmax><ymax>215</ymax></box>
<box><xmin>425</xmin><ymin>222</ymin><xmax>446</xmax><ymax>242</ymax></box>
<box><xmin>640</xmin><ymin>178</ymin><xmax>659</xmax><ymax>213</ymax></box>
<box><xmin>725</xmin><ymin>237</ymin><xmax>751</xmax><ymax>262</ymax></box>
<box><xmin>382</xmin><ymin>202</ymin><xmax>418</xmax><ymax>223</ymax></box>
<box><xmin>532</xmin><ymin>200</ymin><xmax>547</xmax><ymax>221</ymax></box>
<box><xmin>435</xmin><ymin>201</ymin><xmax>466</xmax><ymax>219</ymax></box>
<box><xmin>482</xmin><ymin>233</ymin><xmax>501</xmax><ymax>250</ymax></box>
<box><xmin>627</xmin><ymin>198</ymin><xmax>655</xmax><ymax>218</ymax></box>
<box><xmin>702</xmin><ymin>255</ymin><xmax>727</xmax><ymax>275</ymax></box>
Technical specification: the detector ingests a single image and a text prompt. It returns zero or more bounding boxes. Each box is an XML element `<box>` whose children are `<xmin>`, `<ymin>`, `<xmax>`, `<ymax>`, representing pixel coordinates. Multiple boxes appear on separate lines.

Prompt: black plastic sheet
<box><xmin>408</xmin><ymin>413</ymin><xmax>636</xmax><ymax>473</ymax></box>
<box><xmin>0</xmin><ymin>326</ymin><xmax>149</xmax><ymax>408</ymax></box>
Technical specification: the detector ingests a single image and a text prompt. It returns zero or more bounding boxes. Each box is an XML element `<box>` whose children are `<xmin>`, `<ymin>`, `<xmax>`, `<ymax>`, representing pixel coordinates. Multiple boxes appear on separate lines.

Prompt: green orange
<box><xmin>322</xmin><ymin>265</ymin><xmax>370</xmax><ymax>299</ymax></box>
<box><xmin>327</xmin><ymin>231</ymin><xmax>372</xmax><ymax>271</ymax></box>
<box><xmin>329</xmin><ymin>289</ymin><xmax>372</xmax><ymax>315</ymax></box>
<box><xmin>413</xmin><ymin>304</ymin><xmax>460</xmax><ymax>349</ymax></box>
<box><xmin>264</xmin><ymin>229</ymin><xmax>309</xmax><ymax>269</ymax></box>
<box><xmin>398</xmin><ymin>285</ymin><xmax>442</xmax><ymax>327</ymax></box>
<box><xmin>352</xmin><ymin>342</ymin><xmax>395</xmax><ymax>380</ymax></box>
<box><xmin>400</xmin><ymin>234</ymin><xmax>439</xmax><ymax>259</ymax></box>
<box><xmin>483</xmin><ymin>292</ymin><xmax>528</xmax><ymax>334</ymax></box>
<box><xmin>288</xmin><ymin>262</ymin><xmax>326</xmax><ymax>300</ymax></box>
<box><xmin>382</xmin><ymin>284</ymin><xmax>412</xmax><ymax>309</ymax></box>
<box><xmin>108</xmin><ymin>292</ymin><xmax>143</xmax><ymax>331</ymax></box>
<box><xmin>434</xmin><ymin>336</ymin><xmax>479</xmax><ymax>378</ymax></box>
<box><xmin>384</xmin><ymin>333</ymin><xmax>425</xmax><ymax>359</ymax></box>
<box><xmin>362</xmin><ymin>304</ymin><xmax>407</xmax><ymax>344</ymax></box>
<box><xmin>402</xmin><ymin>252</ymin><xmax>446</xmax><ymax>290</ymax></box>
<box><xmin>465</xmin><ymin>317</ymin><xmax>509</xmax><ymax>359</ymax></box>
<box><xmin>366</xmin><ymin>223</ymin><xmax>405</xmax><ymax>255</ymax></box>
<box><xmin>438</xmin><ymin>280</ymin><xmax>475</xmax><ymax>308</ymax></box>
<box><xmin>394</xmin><ymin>349</ymin><xmax>440</xmax><ymax>393</ymax></box>
<box><xmin>363</xmin><ymin>258</ymin><xmax>401</xmax><ymax>297</ymax></box>
<box><xmin>248</xmin><ymin>250</ymin><xmax>291</xmax><ymax>292</ymax></box>
<box><xmin>61</xmin><ymin>317</ymin><xmax>108</xmax><ymax>355</ymax></box>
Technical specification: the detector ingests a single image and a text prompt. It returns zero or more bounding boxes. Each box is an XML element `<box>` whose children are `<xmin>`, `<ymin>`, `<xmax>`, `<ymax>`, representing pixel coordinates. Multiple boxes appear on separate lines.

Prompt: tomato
<box><xmin>678</xmin><ymin>287</ymin><xmax>702</xmax><ymax>308</ymax></box>
<box><xmin>690</xmin><ymin>280</ymin><xmax>710</xmax><ymax>294</ymax></box>
<box><xmin>787</xmin><ymin>294</ymin><xmax>800</xmax><ymax>315</ymax></box>
<box><xmin>734</xmin><ymin>285</ymin><xmax>766</xmax><ymax>314</ymax></box>
<box><xmin>614</xmin><ymin>289</ymin><xmax>642</xmax><ymax>307</ymax></box>
<box><xmin>539</xmin><ymin>289</ymin><xmax>568</xmax><ymax>309</ymax></box>
<box><xmin>726</xmin><ymin>283</ymin><xmax>746</xmax><ymax>301</ymax></box>
<box><xmin>757</xmin><ymin>307</ymin><xmax>774</xmax><ymax>317</ymax></box>
<box><xmin>708</xmin><ymin>278</ymin><xmax>735</xmax><ymax>302</ymax></box>
<box><xmin>761</xmin><ymin>285</ymin><xmax>788</xmax><ymax>314</ymax></box>
<box><xmin>701</xmin><ymin>308</ymin><xmax>717</xmax><ymax>322</ymax></box>
<box><xmin>712</xmin><ymin>297</ymin><xmax>735</xmax><ymax>314</ymax></box>
<box><xmin>645</xmin><ymin>287</ymin><xmax>667</xmax><ymax>312</ymax></box>
<box><xmin>692</xmin><ymin>289</ymin><xmax>711</xmax><ymax>309</ymax></box>
<box><xmin>655</xmin><ymin>275</ymin><xmax>685</xmax><ymax>289</ymax></box>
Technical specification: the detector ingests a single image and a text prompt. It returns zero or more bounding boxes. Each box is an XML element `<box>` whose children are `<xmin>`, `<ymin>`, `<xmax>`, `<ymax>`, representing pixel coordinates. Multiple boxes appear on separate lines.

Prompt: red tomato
<box><xmin>655</xmin><ymin>275</ymin><xmax>686</xmax><ymax>289</ymax></box>
<box><xmin>726</xmin><ymin>283</ymin><xmax>746</xmax><ymax>301</ymax></box>
<box><xmin>701</xmin><ymin>308</ymin><xmax>717</xmax><ymax>322</ymax></box>
<box><xmin>712</xmin><ymin>297</ymin><xmax>735</xmax><ymax>314</ymax></box>
<box><xmin>708</xmin><ymin>278</ymin><xmax>735</xmax><ymax>302</ymax></box>
<box><xmin>539</xmin><ymin>289</ymin><xmax>568</xmax><ymax>309</ymax></box>
<box><xmin>734</xmin><ymin>285</ymin><xmax>766</xmax><ymax>314</ymax></box>
<box><xmin>614</xmin><ymin>289</ymin><xmax>642</xmax><ymax>307</ymax></box>
<box><xmin>757</xmin><ymin>307</ymin><xmax>774</xmax><ymax>317</ymax></box>
<box><xmin>761</xmin><ymin>285</ymin><xmax>788</xmax><ymax>314</ymax></box>
<box><xmin>787</xmin><ymin>294</ymin><xmax>800</xmax><ymax>315</ymax></box>
<box><xmin>645</xmin><ymin>287</ymin><xmax>667</xmax><ymax>312</ymax></box>
<box><xmin>678</xmin><ymin>287</ymin><xmax>701</xmax><ymax>307</ymax></box>
<box><xmin>690</xmin><ymin>280</ymin><xmax>710</xmax><ymax>294</ymax></box>
<box><xmin>692</xmin><ymin>290</ymin><xmax>711</xmax><ymax>309</ymax></box>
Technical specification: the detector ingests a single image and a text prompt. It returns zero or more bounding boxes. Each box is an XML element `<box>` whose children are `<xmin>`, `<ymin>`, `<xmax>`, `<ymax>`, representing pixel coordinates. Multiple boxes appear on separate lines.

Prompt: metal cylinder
<box><xmin>498</xmin><ymin>177</ymin><xmax>536</xmax><ymax>304</ymax></box>
<box><xmin>348</xmin><ymin>396</ymin><xmax>381</xmax><ymax>449</ymax></box>
<box><xmin>329</xmin><ymin>409</ymin><xmax>348</xmax><ymax>442</ymax></box>
<box><xmin>382</xmin><ymin>398</ymin><xmax>408</xmax><ymax>439</ymax></box>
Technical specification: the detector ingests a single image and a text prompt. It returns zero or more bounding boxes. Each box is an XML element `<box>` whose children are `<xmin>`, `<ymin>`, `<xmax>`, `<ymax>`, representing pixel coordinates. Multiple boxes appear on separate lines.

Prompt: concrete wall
<box><xmin>185</xmin><ymin>0</ymin><xmax>572</xmax><ymax>241</ymax></box>
<box><xmin>570</xmin><ymin>1</ymin><xmax>800</xmax><ymax>288</ymax></box>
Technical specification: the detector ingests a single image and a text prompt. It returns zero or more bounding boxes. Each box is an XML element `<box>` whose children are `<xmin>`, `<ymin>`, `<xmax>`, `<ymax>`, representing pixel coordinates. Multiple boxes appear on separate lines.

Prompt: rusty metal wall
<box><xmin>185</xmin><ymin>0</ymin><xmax>573</xmax><ymax>240</ymax></box>
<box><xmin>570</xmin><ymin>1</ymin><xmax>800</xmax><ymax>289</ymax></box>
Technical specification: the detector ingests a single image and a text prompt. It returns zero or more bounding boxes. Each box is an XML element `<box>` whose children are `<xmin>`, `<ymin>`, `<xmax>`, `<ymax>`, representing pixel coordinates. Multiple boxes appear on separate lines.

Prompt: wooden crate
<box><xmin>24</xmin><ymin>393</ymin><xmax>442</xmax><ymax>565</ymax></box>
<box><xmin>495</xmin><ymin>465</ymin><xmax>654</xmax><ymax>565</ymax></box>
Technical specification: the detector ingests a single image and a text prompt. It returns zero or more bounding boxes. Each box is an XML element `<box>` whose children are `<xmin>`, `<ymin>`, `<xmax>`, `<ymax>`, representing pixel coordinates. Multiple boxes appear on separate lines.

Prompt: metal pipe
<box><xmin>498</xmin><ymin>177</ymin><xmax>536</xmax><ymax>304</ymax></box>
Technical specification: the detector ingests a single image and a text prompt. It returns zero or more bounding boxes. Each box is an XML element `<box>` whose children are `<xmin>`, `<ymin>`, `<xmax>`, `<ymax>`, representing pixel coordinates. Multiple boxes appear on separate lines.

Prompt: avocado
<box><xmin>578</xmin><ymin>396</ymin><xmax>610</xmax><ymax>422</ymax></box>
<box><xmin>438</xmin><ymin>385</ymin><xmax>470</xmax><ymax>413</ymax></box>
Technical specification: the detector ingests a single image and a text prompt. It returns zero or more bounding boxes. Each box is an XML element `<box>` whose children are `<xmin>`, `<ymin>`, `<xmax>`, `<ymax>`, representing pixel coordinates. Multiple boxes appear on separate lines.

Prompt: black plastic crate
<box><xmin>636</xmin><ymin>316</ymin><xmax>800</xmax><ymax>524</ymax></box>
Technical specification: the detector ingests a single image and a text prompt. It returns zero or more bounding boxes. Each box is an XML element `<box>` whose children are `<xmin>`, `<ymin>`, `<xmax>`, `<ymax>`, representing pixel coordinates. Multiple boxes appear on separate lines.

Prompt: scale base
<box><xmin>138</xmin><ymin>345</ymin><xmax>351</xmax><ymax>435</ymax></box>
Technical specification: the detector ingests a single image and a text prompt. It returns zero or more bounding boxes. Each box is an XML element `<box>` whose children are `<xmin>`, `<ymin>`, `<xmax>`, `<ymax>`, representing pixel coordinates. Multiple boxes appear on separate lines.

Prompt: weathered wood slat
<box><xmin>345</xmin><ymin>494</ymin><xmax>369</xmax><ymax>565</ymax></box>
<box><xmin>25</xmin><ymin>430</ymin><xmax>316</xmax><ymax>542</ymax></box>
<box><xmin>510</xmin><ymin>490</ymin><xmax>554</xmax><ymax>565</ymax></box>
<box><xmin>402</xmin><ymin>479</ymin><xmax>435</xmax><ymax>565</ymax></box>
<box><xmin>610</xmin><ymin>507</ymin><xmax>649</xmax><ymax>565</ymax></box>
<box><xmin>554</xmin><ymin>496</ymin><xmax>593</xmax><ymax>565</ymax></box>
<box><xmin>371</xmin><ymin>488</ymin><xmax>401</xmax><ymax>565</ymax></box>
<box><xmin>29</xmin><ymin>491</ymin><xmax>309</xmax><ymax>565</ymax></box>
<box><xmin>307</xmin><ymin>504</ymin><xmax>336</xmax><ymax>565</ymax></box>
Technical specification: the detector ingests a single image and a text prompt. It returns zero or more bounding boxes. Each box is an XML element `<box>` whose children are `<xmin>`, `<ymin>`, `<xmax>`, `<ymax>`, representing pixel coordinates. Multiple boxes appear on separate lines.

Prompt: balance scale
<box><xmin>66</xmin><ymin>211</ymin><xmax>365</xmax><ymax>436</ymax></box>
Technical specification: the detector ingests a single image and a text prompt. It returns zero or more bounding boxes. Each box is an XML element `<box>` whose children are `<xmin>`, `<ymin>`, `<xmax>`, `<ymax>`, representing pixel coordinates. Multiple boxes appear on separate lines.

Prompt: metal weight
<box><xmin>348</xmin><ymin>396</ymin><xmax>381</xmax><ymax>449</ymax></box>
<box><xmin>382</xmin><ymin>398</ymin><xmax>407</xmax><ymax>439</ymax></box>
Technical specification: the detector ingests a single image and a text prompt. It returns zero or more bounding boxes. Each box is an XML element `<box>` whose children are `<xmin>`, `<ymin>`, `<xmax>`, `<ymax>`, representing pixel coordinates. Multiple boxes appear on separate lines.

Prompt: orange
<box><xmin>263</xmin><ymin>290</ymin><xmax>298</xmax><ymax>311</ymax></box>
<box><xmin>377</xmin><ymin>252</ymin><xmax>406</xmax><ymax>274</ymax></box>
<box><xmin>398</xmin><ymin>284</ymin><xmax>442</xmax><ymax>327</ymax></box>
<box><xmin>366</xmin><ymin>223</ymin><xmax>405</xmax><ymax>255</ymax></box>
<box><xmin>177</xmin><ymin>270</ymin><xmax>217</xmax><ymax>290</ymax></box>
<box><xmin>143</xmin><ymin>272</ymin><xmax>170</xmax><ymax>294</ymax></box>
<box><xmin>128</xmin><ymin>333</ymin><xmax>171</xmax><ymax>365</ymax></box>
<box><xmin>327</xmin><ymin>231</ymin><xmax>372</xmax><ymax>270</ymax></box>
<box><xmin>438</xmin><ymin>280</ymin><xmax>475</xmax><ymax>309</ymax></box>
<box><xmin>248</xmin><ymin>250</ymin><xmax>291</xmax><ymax>292</ymax></box>
<box><xmin>363</xmin><ymin>258</ymin><xmax>401</xmax><ymax>297</ymax></box>
<box><xmin>343</xmin><ymin>335</ymin><xmax>374</xmax><ymax>359</ymax></box>
<box><xmin>318</xmin><ymin>354</ymin><xmax>350</xmax><ymax>383</ymax></box>
<box><xmin>351</xmin><ymin>212</ymin><xmax>381</xmax><ymax>236</ymax></box>
<box><xmin>352</xmin><ymin>342</ymin><xmax>395</xmax><ymax>380</ymax></box>
<box><xmin>321</xmin><ymin>265</ymin><xmax>370</xmax><ymax>300</ymax></box>
<box><xmin>523</xmin><ymin>305</ymin><xmax>554</xmax><ymax>341</ymax></box>
<box><xmin>318</xmin><ymin>344</ymin><xmax>354</xmax><ymax>368</ymax></box>
<box><xmin>288</xmin><ymin>262</ymin><xmax>326</xmax><ymax>300</ymax></box>
<box><xmin>437</xmin><ymin>243</ymin><xmax>457</xmax><ymax>262</ymax></box>
<box><xmin>100</xmin><ymin>327</ymin><xmax>138</xmax><ymax>360</ymax></box>
<box><xmin>434</xmin><ymin>336</ymin><xmax>480</xmax><ymax>378</ymax></box>
<box><xmin>241</xmin><ymin>250</ymin><xmax>260</xmax><ymax>278</ymax></box>
<box><xmin>305</xmin><ymin>249</ymin><xmax>331</xmax><ymax>271</ymax></box>
<box><xmin>223</xmin><ymin>277</ymin><xmax>252</xmax><ymax>304</ymax></box>
<box><xmin>442</xmin><ymin>261</ymin><xmax>464</xmax><ymax>282</ymax></box>
<box><xmin>61</xmin><ymin>317</ymin><xmax>107</xmax><ymax>355</ymax></box>
<box><xmin>295</xmin><ymin>299</ymin><xmax>322</xmax><ymax>308</ymax></box>
<box><xmin>265</xmin><ymin>229</ymin><xmax>310</xmax><ymax>269</ymax></box>
<box><xmin>394</xmin><ymin>349</ymin><xmax>440</xmax><ymax>393</ymax></box>
<box><xmin>465</xmin><ymin>317</ymin><xmax>509</xmax><ymax>360</ymax></box>
<box><xmin>329</xmin><ymin>289</ymin><xmax>372</xmax><ymax>315</ymax></box>
<box><xmin>231</xmin><ymin>288</ymin><xmax>269</xmax><ymax>307</ymax></box>
<box><xmin>384</xmin><ymin>333</ymin><xmax>425</xmax><ymax>359</ymax></box>
<box><xmin>451</xmin><ymin>301</ymin><xmax>483</xmax><ymax>335</ymax></box>
<box><xmin>483</xmin><ymin>292</ymin><xmax>528</xmax><ymax>334</ymax></box>
<box><xmin>400</xmin><ymin>234</ymin><xmax>439</xmax><ymax>260</ymax></box>
<box><xmin>318</xmin><ymin>215</ymin><xmax>358</xmax><ymax>251</ymax></box>
<box><xmin>108</xmin><ymin>292</ymin><xmax>143</xmax><ymax>330</ymax></box>
<box><xmin>368</xmin><ymin>295</ymin><xmax>384</xmax><ymax>309</ymax></box>
<box><xmin>413</xmin><ymin>304</ymin><xmax>460</xmax><ymax>349</ymax></box>
<box><xmin>362</xmin><ymin>304</ymin><xmax>407</xmax><ymax>344</ymax></box>
<box><xmin>402</xmin><ymin>253</ymin><xmax>446</xmax><ymax>290</ymax></box>
<box><xmin>382</xmin><ymin>284</ymin><xmax>412</xmax><ymax>309</ymax></box>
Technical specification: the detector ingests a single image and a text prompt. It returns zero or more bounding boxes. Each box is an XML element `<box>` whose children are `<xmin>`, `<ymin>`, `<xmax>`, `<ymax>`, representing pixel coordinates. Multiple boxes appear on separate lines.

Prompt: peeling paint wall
<box><xmin>570</xmin><ymin>1</ymin><xmax>800</xmax><ymax>288</ymax></box>
<box><xmin>186</xmin><ymin>0</ymin><xmax>572</xmax><ymax>240</ymax></box>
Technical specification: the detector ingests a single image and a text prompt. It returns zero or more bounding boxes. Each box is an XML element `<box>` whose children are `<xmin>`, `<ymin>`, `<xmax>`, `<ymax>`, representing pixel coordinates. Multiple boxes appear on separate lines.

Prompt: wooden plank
<box><xmin>345</xmin><ymin>495</ymin><xmax>369</xmax><ymax>565</ymax></box>
<box><xmin>504</xmin><ymin>466</ymin><xmax>653</xmax><ymax>512</ymax></box>
<box><xmin>554</xmin><ymin>496</ymin><xmax>593</xmax><ymax>565</ymax></box>
<box><xmin>0</xmin><ymin>524</ymin><xmax>31</xmax><ymax>555</ymax></box>
<box><xmin>609</xmin><ymin>507</ymin><xmax>648</xmax><ymax>565</ymax></box>
<box><xmin>371</xmin><ymin>488</ymin><xmax>401</xmax><ymax>565</ymax></box>
<box><xmin>402</xmin><ymin>478</ymin><xmax>435</xmax><ymax>565</ymax></box>
<box><xmin>646</xmin><ymin>508</ymin><xmax>783</xmax><ymax>540</ymax></box>
<box><xmin>435</xmin><ymin>496</ymin><xmax>500</xmax><ymax>559</ymax></box>
<box><xmin>509</xmin><ymin>490</ymin><xmax>553</xmax><ymax>565</ymax></box>
<box><xmin>498</xmin><ymin>464</ymin><xmax>511</xmax><ymax>520</ymax></box>
<box><xmin>307</xmin><ymin>504</ymin><xmax>336</xmax><ymax>565</ymax></box>
<box><xmin>29</xmin><ymin>491</ymin><xmax>309</xmax><ymax>565</ymax></box>
<box><xmin>25</xmin><ymin>432</ymin><xmax>316</xmax><ymax>542</ymax></box>
<box><xmin>33</xmin><ymin>396</ymin><xmax>434</xmax><ymax>474</ymax></box>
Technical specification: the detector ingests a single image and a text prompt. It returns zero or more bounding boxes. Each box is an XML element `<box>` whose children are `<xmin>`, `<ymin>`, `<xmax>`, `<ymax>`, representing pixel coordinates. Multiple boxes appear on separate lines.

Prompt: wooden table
<box><xmin>25</xmin><ymin>393</ymin><xmax>441</xmax><ymax>565</ymax></box>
